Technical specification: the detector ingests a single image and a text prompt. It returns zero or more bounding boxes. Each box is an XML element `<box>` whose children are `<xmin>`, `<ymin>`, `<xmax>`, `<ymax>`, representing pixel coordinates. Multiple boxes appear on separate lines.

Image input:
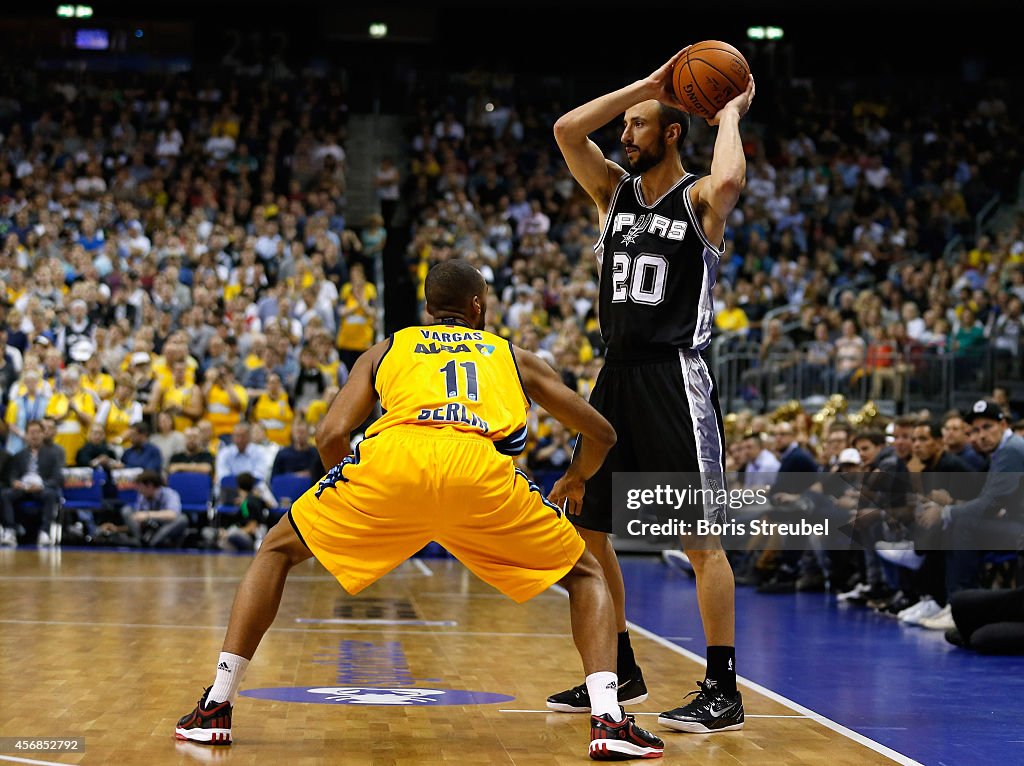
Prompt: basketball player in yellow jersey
<box><xmin>176</xmin><ymin>260</ymin><xmax>664</xmax><ymax>761</ymax></box>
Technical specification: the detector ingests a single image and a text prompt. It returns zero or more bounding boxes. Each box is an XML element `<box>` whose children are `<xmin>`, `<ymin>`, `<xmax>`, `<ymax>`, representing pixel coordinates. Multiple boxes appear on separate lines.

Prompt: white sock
<box><xmin>208</xmin><ymin>652</ymin><xmax>249</xmax><ymax>704</ymax></box>
<box><xmin>586</xmin><ymin>671</ymin><xmax>622</xmax><ymax>720</ymax></box>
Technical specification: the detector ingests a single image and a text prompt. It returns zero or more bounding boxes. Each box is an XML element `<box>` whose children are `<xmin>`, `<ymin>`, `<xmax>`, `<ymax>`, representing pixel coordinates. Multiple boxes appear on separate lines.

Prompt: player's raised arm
<box><xmin>553</xmin><ymin>48</ymin><xmax>690</xmax><ymax>210</ymax></box>
<box><xmin>693</xmin><ymin>75</ymin><xmax>756</xmax><ymax>246</ymax></box>
<box><xmin>513</xmin><ymin>345</ymin><xmax>615</xmax><ymax>514</ymax></box>
<box><xmin>316</xmin><ymin>339</ymin><xmax>388</xmax><ymax>468</ymax></box>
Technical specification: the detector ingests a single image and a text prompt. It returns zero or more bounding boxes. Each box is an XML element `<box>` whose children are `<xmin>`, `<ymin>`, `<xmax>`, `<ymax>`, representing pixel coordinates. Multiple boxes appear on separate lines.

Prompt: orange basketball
<box><xmin>672</xmin><ymin>41</ymin><xmax>751</xmax><ymax>119</ymax></box>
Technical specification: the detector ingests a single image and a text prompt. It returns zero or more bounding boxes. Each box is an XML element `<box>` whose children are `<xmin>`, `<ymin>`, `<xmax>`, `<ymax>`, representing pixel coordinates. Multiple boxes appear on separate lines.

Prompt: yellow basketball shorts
<box><xmin>289</xmin><ymin>425</ymin><xmax>585</xmax><ymax>602</ymax></box>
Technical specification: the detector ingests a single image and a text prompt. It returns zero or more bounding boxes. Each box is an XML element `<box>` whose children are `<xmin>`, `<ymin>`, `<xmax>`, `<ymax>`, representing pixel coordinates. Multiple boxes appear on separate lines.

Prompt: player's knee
<box><xmin>257</xmin><ymin>518</ymin><xmax>312</xmax><ymax>567</ymax></box>
<box><xmin>564</xmin><ymin>549</ymin><xmax>605</xmax><ymax>585</ymax></box>
<box><xmin>683</xmin><ymin>541</ymin><xmax>725</xmax><ymax>570</ymax></box>
<box><xmin>579</xmin><ymin>527</ymin><xmax>611</xmax><ymax>553</ymax></box>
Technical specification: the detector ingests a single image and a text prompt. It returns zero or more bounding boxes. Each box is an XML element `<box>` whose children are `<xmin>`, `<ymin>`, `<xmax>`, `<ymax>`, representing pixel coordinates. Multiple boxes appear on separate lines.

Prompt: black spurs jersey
<box><xmin>595</xmin><ymin>172</ymin><xmax>723</xmax><ymax>356</ymax></box>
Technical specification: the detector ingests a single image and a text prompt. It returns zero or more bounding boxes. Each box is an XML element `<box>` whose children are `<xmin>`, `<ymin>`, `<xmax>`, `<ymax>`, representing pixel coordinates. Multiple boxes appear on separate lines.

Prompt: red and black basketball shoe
<box><xmin>589</xmin><ymin>709</ymin><xmax>664</xmax><ymax>760</ymax></box>
<box><xmin>175</xmin><ymin>687</ymin><xmax>233</xmax><ymax>745</ymax></box>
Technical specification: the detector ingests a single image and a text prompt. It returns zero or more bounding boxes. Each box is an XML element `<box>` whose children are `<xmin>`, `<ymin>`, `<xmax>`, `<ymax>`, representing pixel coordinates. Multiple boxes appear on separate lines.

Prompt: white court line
<box><xmin>295</xmin><ymin>618</ymin><xmax>456</xmax><ymax>626</ymax></box>
<box><xmin>631</xmin><ymin>621</ymin><xmax>923</xmax><ymax>765</ymax></box>
<box><xmin>549</xmin><ymin>585</ymin><xmax>923</xmax><ymax>766</ymax></box>
<box><xmin>410</xmin><ymin>558</ymin><xmax>433</xmax><ymax>577</ymax></box>
<box><xmin>0</xmin><ymin>755</ymin><xmax>75</xmax><ymax>766</ymax></box>
<box><xmin>499</xmin><ymin>709</ymin><xmax>805</xmax><ymax>719</ymax></box>
<box><xmin>0</xmin><ymin>619</ymin><xmax>567</xmax><ymax>638</ymax></box>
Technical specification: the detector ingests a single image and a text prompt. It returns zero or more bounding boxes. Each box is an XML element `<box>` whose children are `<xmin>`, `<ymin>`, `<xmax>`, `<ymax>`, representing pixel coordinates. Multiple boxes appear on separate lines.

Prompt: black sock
<box><xmin>617</xmin><ymin>630</ymin><xmax>638</xmax><ymax>678</ymax></box>
<box><xmin>705</xmin><ymin>646</ymin><xmax>736</xmax><ymax>696</ymax></box>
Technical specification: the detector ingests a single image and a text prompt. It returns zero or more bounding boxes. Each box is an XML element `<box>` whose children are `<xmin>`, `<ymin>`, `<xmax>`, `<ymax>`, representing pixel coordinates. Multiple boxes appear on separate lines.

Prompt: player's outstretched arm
<box><xmin>316</xmin><ymin>339</ymin><xmax>388</xmax><ymax>468</ymax></box>
<box><xmin>695</xmin><ymin>75</ymin><xmax>756</xmax><ymax>244</ymax></box>
<box><xmin>553</xmin><ymin>48</ymin><xmax>688</xmax><ymax>209</ymax></box>
<box><xmin>513</xmin><ymin>345</ymin><xmax>615</xmax><ymax>514</ymax></box>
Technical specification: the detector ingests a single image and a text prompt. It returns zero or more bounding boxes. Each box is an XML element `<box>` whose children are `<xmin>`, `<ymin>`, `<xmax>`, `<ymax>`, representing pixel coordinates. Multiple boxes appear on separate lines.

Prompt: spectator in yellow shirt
<box><xmin>81</xmin><ymin>349</ymin><xmax>115</xmax><ymax>401</ymax></box>
<box><xmin>202</xmin><ymin>365</ymin><xmax>249</xmax><ymax>440</ymax></box>
<box><xmin>252</xmin><ymin>373</ymin><xmax>294</xmax><ymax>447</ymax></box>
<box><xmin>715</xmin><ymin>292</ymin><xmax>750</xmax><ymax>336</ymax></box>
<box><xmin>44</xmin><ymin>366</ymin><xmax>97</xmax><ymax>465</ymax></box>
<box><xmin>335</xmin><ymin>263</ymin><xmax>377</xmax><ymax>371</ymax></box>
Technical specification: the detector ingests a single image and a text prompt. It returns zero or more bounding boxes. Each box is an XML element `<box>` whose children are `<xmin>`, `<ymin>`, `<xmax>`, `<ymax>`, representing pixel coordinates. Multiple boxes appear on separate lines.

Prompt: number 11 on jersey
<box><xmin>440</xmin><ymin>360</ymin><xmax>479</xmax><ymax>401</ymax></box>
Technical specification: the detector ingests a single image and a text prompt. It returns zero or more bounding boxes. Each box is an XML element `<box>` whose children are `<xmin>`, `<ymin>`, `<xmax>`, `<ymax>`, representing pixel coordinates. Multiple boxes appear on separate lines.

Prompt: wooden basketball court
<box><xmin>0</xmin><ymin>548</ymin><xmax>915</xmax><ymax>765</ymax></box>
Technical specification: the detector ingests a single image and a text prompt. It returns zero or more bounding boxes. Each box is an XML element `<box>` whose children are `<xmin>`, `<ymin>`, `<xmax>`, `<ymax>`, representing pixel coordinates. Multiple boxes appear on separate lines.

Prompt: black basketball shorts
<box><xmin>573</xmin><ymin>349</ymin><xmax>727</xmax><ymax>534</ymax></box>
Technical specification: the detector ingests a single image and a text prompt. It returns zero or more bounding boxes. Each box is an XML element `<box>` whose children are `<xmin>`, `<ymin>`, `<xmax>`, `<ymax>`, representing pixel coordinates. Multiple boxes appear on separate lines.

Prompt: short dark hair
<box><xmin>657</xmin><ymin>102</ymin><xmax>690</xmax><ymax>147</ymax></box>
<box><xmin>894</xmin><ymin>416</ymin><xmax>920</xmax><ymax>429</ymax></box>
<box><xmin>915</xmin><ymin>420</ymin><xmax>944</xmax><ymax>440</ymax></box>
<box><xmin>137</xmin><ymin>470</ymin><xmax>163</xmax><ymax>487</ymax></box>
<box><xmin>853</xmin><ymin>430</ymin><xmax>886</xmax><ymax>447</ymax></box>
<box><xmin>424</xmin><ymin>260</ymin><xmax>486</xmax><ymax>315</ymax></box>
<box><xmin>25</xmin><ymin>419</ymin><xmax>43</xmax><ymax>431</ymax></box>
<box><xmin>132</xmin><ymin>420</ymin><xmax>152</xmax><ymax>437</ymax></box>
<box><xmin>942</xmin><ymin>411</ymin><xmax>964</xmax><ymax>426</ymax></box>
<box><xmin>237</xmin><ymin>472</ymin><xmax>256</xmax><ymax>492</ymax></box>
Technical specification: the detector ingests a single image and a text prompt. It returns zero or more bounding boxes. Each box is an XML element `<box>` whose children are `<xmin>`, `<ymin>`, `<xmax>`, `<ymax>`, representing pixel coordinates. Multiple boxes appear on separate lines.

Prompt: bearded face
<box><xmin>625</xmin><ymin>131</ymin><xmax>668</xmax><ymax>174</ymax></box>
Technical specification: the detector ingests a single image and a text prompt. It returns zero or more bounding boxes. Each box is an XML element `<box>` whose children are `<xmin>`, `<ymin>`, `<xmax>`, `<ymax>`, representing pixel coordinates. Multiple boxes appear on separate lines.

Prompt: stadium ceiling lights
<box><xmin>368</xmin><ymin>23</ymin><xmax>388</xmax><ymax>39</ymax></box>
<box><xmin>746</xmin><ymin>26</ymin><xmax>784</xmax><ymax>40</ymax></box>
<box><xmin>57</xmin><ymin>4</ymin><xmax>94</xmax><ymax>18</ymax></box>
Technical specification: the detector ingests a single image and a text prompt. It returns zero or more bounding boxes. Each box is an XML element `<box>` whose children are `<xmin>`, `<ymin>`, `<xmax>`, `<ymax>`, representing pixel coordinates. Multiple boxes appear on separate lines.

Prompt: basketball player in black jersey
<box><xmin>548</xmin><ymin>47</ymin><xmax>755</xmax><ymax>734</ymax></box>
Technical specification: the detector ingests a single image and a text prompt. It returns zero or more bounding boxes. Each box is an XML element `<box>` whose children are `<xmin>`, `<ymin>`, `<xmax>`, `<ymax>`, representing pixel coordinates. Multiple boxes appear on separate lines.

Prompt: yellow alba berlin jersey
<box><xmin>367</xmin><ymin>325</ymin><xmax>529</xmax><ymax>456</ymax></box>
<box><xmin>290</xmin><ymin>322</ymin><xmax>585</xmax><ymax>602</ymax></box>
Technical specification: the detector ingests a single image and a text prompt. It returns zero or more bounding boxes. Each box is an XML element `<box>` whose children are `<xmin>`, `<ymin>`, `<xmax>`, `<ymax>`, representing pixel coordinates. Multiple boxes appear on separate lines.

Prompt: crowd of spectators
<box><xmin>692</xmin><ymin>391</ymin><xmax>1024</xmax><ymax>652</ymax></box>
<box><xmin>0</xmin><ymin>69</ymin><xmax>373</xmax><ymax>547</ymax></box>
<box><xmin>402</xmin><ymin>78</ymin><xmax>1024</xmax><ymax>415</ymax></box>
<box><xmin>1</xmin><ymin>65</ymin><xmax>1022</xmax><ymax>645</ymax></box>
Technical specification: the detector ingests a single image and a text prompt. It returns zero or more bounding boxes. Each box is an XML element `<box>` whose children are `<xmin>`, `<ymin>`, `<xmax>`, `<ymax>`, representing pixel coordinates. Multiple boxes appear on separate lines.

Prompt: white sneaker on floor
<box><xmin>897</xmin><ymin>596</ymin><xmax>934</xmax><ymax>621</ymax></box>
<box><xmin>837</xmin><ymin>582</ymin><xmax>870</xmax><ymax>602</ymax></box>
<box><xmin>662</xmin><ymin>549</ymin><xmax>694</xmax><ymax>574</ymax></box>
<box><xmin>874</xmin><ymin>540</ymin><xmax>915</xmax><ymax>550</ymax></box>
<box><xmin>876</xmin><ymin>546</ymin><xmax>926</xmax><ymax>571</ymax></box>
<box><xmin>900</xmin><ymin>598</ymin><xmax>942</xmax><ymax>625</ymax></box>
<box><xmin>0</xmin><ymin>528</ymin><xmax>17</xmax><ymax>547</ymax></box>
<box><xmin>920</xmin><ymin>604</ymin><xmax>955</xmax><ymax>630</ymax></box>
<box><xmin>37</xmin><ymin>530</ymin><xmax>53</xmax><ymax>547</ymax></box>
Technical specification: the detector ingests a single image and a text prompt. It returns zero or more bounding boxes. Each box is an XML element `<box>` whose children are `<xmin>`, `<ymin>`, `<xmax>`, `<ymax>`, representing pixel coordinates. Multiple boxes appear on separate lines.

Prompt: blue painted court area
<box><xmin>621</xmin><ymin>556</ymin><xmax>1024</xmax><ymax>766</ymax></box>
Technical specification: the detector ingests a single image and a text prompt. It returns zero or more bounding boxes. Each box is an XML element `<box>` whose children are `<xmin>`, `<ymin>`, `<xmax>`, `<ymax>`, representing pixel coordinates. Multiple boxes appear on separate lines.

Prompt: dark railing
<box><xmin>711</xmin><ymin>341</ymin><xmax>1020</xmax><ymax>416</ymax></box>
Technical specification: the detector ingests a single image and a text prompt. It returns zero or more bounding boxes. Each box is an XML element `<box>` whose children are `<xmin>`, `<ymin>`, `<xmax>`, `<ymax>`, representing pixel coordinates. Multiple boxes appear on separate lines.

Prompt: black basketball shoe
<box><xmin>590</xmin><ymin>709</ymin><xmax>664</xmax><ymax>760</ymax></box>
<box><xmin>175</xmin><ymin>686</ymin><xmax>233</xmax><ymax>745</ymax></box>
<box><xmin>658</xmin><ymin>680</ymin><xmax>744</xmax><ymax>733</ymax></box>
<box><xmin>547</xmin><ymin>667</ymin><xmax>649</xmax><ymax>713</ymax></box>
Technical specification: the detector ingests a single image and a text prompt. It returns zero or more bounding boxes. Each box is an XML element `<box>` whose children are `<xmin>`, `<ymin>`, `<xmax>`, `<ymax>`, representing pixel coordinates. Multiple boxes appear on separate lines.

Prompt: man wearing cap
<box><xmin>918</xmin><ymin>399</ymin><xmax>1024</xmax><ymax>629</ymax></box>
<box><xmin>129</xmin><ymin>352</ymin><xmax>157</xmax><ymax>413</ymax></box>
<box><xmin>63</xmin><ymin>299</ymin><xmax>95</xmax><ymax>360</ymax></box>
